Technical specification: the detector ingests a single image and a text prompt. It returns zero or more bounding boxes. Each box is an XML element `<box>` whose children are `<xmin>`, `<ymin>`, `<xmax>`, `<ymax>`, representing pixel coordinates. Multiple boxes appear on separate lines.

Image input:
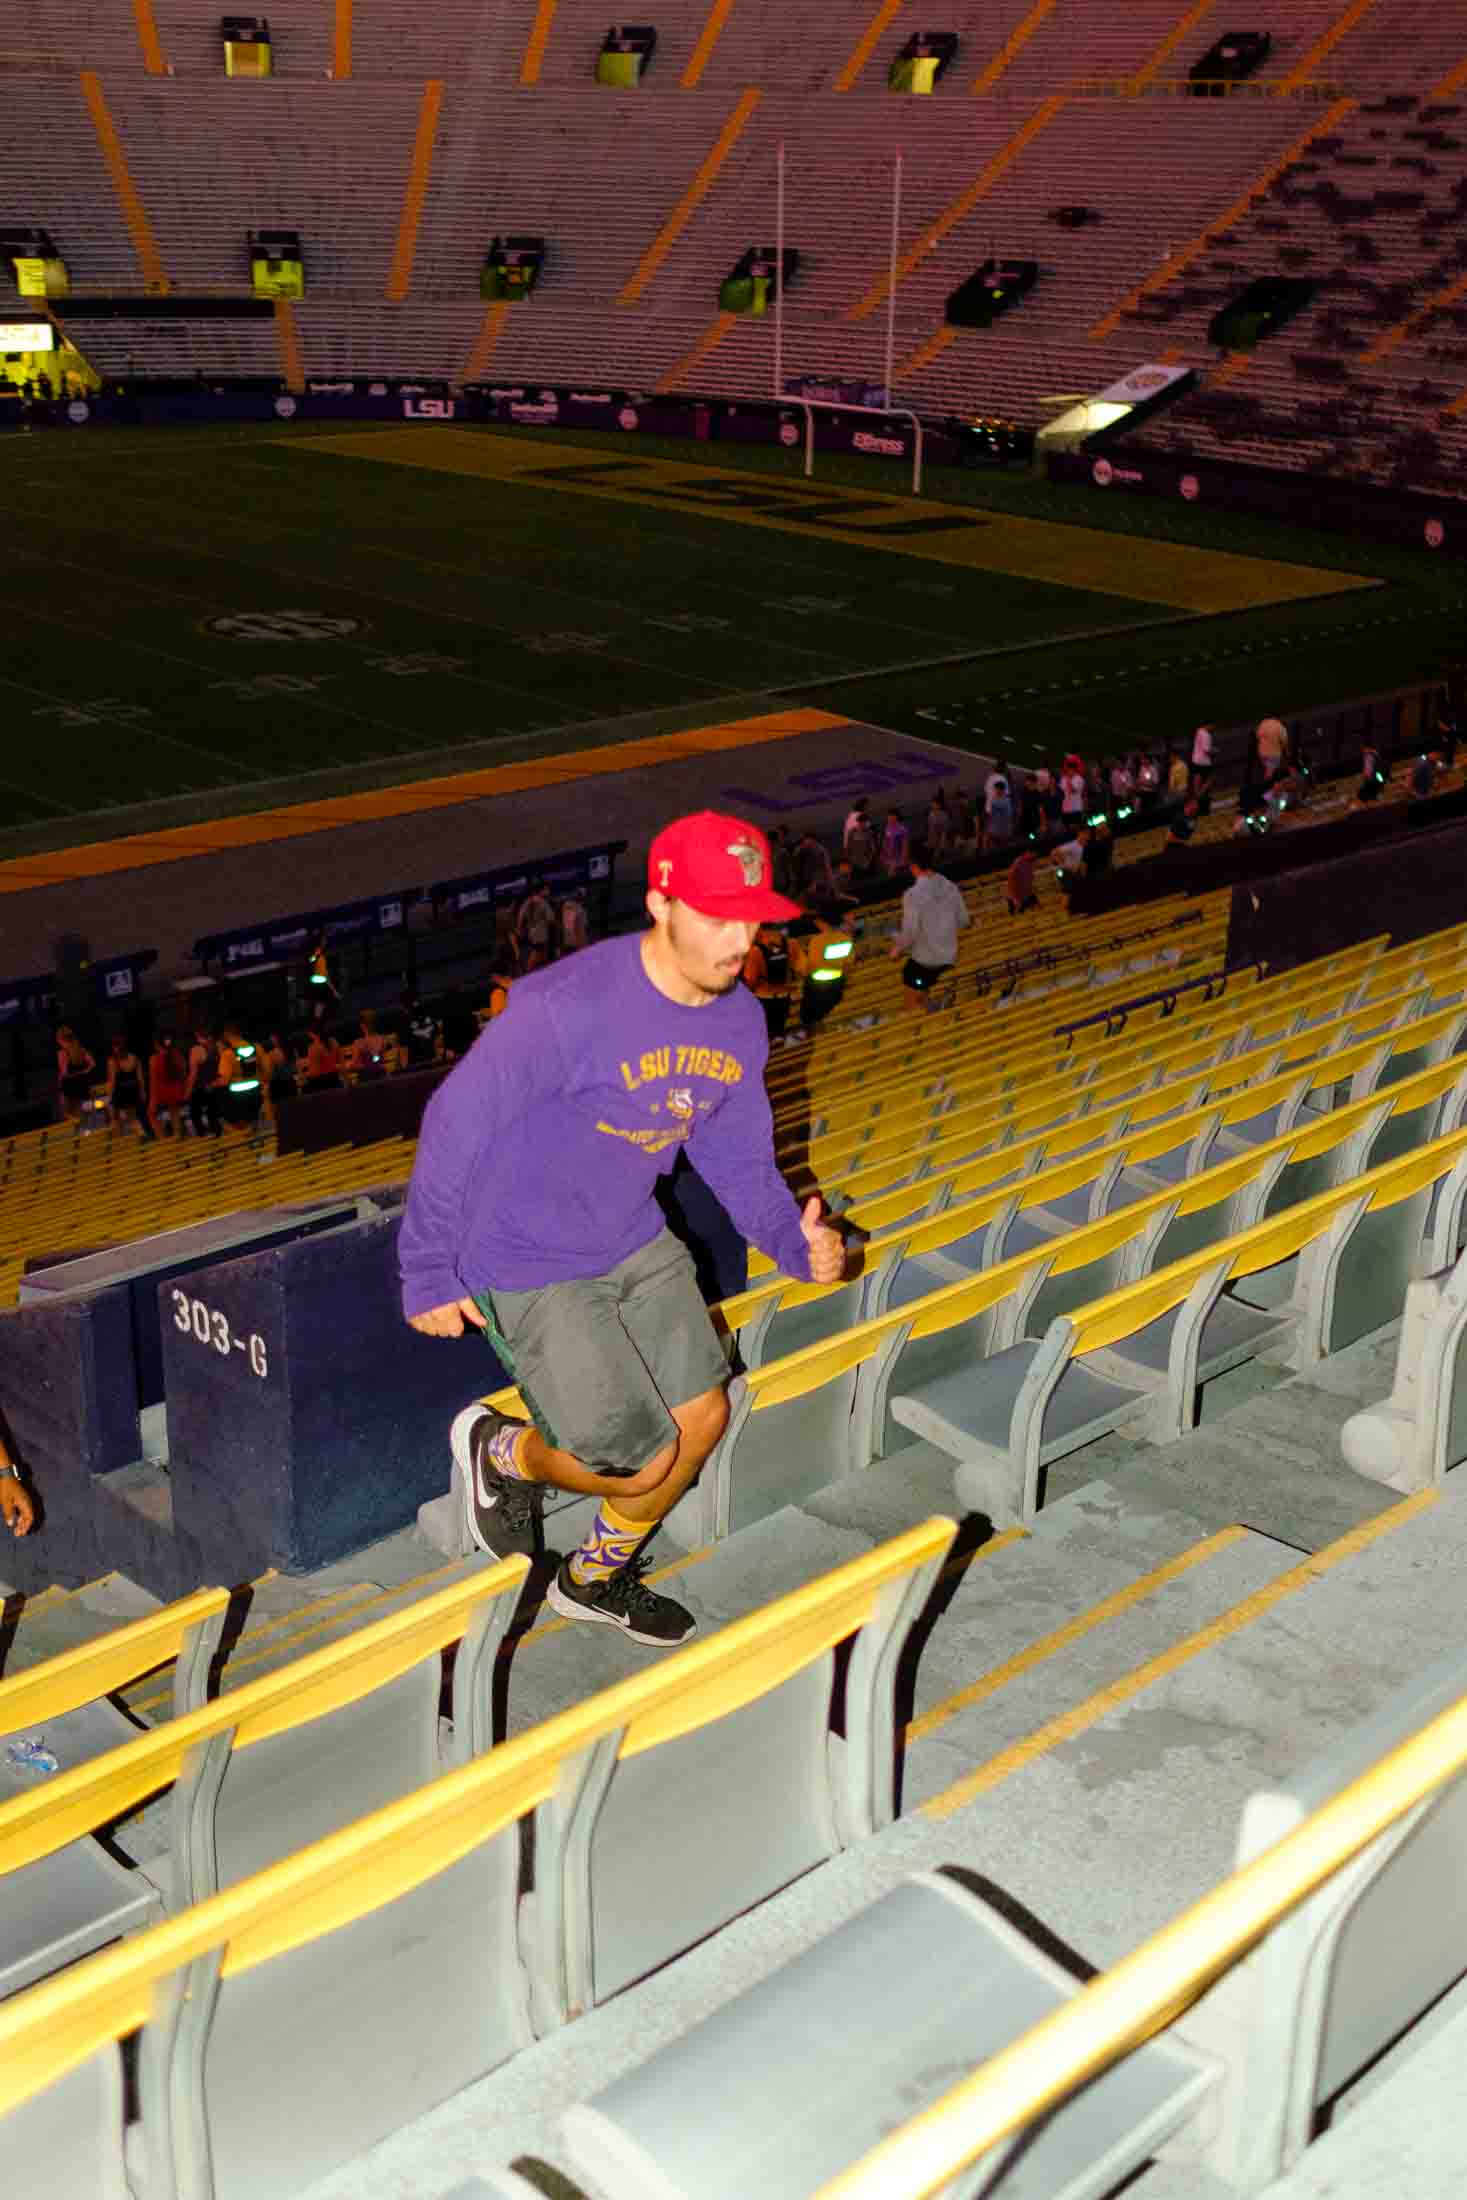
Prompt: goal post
<box><xmin>779</xmin><ymin>398</ymin><xmax>926</xmax><ymax>496</ymax></box>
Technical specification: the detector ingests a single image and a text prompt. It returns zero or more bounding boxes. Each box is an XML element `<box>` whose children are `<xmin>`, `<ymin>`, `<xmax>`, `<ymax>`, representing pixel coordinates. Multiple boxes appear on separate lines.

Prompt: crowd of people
<box><xmin>50</xmin><ymin>711</ymin><xmax>1446</xmax><ymax>1136</ymax></box>
<box><xmin>49</xmin><ymin>877</ymin><xmax>597</xmax><ymax>1138</ymax></box>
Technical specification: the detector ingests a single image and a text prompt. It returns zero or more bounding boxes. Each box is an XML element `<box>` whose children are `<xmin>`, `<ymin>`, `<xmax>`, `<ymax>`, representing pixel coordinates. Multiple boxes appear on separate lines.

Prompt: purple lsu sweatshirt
<box><xmin>398</xmin><ymin>930</ymin><xmax>812</xmax><ymax>1314</ymax></box>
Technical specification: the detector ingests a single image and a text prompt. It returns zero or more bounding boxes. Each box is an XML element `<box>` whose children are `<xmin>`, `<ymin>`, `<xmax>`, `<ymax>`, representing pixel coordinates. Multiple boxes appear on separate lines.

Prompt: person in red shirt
<box><xmin>149</xmin><ymin>1029</ymin><xmax>190</xmax><ymax>1136</ymax></box>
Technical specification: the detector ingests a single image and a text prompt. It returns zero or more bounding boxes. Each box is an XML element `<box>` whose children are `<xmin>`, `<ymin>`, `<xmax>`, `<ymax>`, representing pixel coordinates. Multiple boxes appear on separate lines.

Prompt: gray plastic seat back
<box><xmin>1360</xmin><ymin>1091</ymin><xmax>1450</xmax><ymax>1173</ymax></box>
<box><xmin>164</xmin><ymin>1826</ymin><xmax>528</xmax><ymax>2200</ymax></box>
<box><xmin>729</xmin><ymin>1370</ymin><xmax>862</xmax><ymax>1534</ymax></box>
<box><xmin>1023</xmin><ymin>1236</ymin><xmax>1144</xmax><ymax>1339</ymax></box>
<box><xmin>573</xmin><ymin>1662</ymin><xmax>839</xmax><ymax>2004</ymax></box>
<box><xmin>564</xmin><ymin>1870</ymin><xmax>1218</xmax><ymax>2200</ymax></box>
<box><xmin>1147</xmin><ymin>1183</ymin><xmax>1258</xmax><ymax>1272</ymax></box>
<box><xmin>1189</xmin><ymin>1646</ymin><xmax>1467</xmax><ymax>2193</ymax></box>
<box><xmin>0</xmin><ymin>2042</ymin><xmax>130</xmax><ymax>2200</ymax></box>
<box><xmin>669</xmin><ymin>1361</ymin><xmax>867</xmax><ymax>1543</ymax></box>
<box><xmin>545</xmin><ymin>1541</ymin><xmax>947</xmax><ymax>2016</ymax></box>
<box><xmin>0</xmin><ymin>1784</ymin><xmax>164</xmax><ymax>1999</ymax></box>
<box><xmin>752</xmin><ymin>1274</ymin><xmax>873</xmax><ymax>1366</ymax></box>
<box><xmin>1317</xmin><ymin>1184</ymin><xmax>1436</xmax><ymax>1357</ymax></box>
<box><xmin>174</xmin><ymin>1662</ymin><xmax>444</xmax><ymax>1908</ymax></box>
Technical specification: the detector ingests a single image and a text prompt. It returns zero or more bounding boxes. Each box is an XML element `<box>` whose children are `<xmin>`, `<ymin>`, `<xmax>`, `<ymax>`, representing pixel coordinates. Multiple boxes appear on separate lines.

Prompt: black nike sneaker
<box><xmin>546</xmin><ymin>1552</ymin><xmax>698</xmax><ymax>1645</ymax></box>
<box><xmin>449</xmin><ymin>1404</ymin><xmax>544</xmax><ymax>1561</ymax></box>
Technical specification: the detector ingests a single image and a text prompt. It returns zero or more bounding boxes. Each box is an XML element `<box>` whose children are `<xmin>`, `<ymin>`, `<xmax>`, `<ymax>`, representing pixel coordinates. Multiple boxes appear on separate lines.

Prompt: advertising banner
<box><xmin>1048</xmin><ymin>446</ymin><xmax>1467</xmax><ymax>558</ymax></box>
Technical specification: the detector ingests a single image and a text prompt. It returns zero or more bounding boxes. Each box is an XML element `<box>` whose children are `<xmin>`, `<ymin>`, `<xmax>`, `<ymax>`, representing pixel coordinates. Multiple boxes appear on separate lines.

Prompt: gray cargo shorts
<box><xmin>476</xmin><ymin>1228</ymin><xmax>728</xmax><ymax>1476</ymax></box>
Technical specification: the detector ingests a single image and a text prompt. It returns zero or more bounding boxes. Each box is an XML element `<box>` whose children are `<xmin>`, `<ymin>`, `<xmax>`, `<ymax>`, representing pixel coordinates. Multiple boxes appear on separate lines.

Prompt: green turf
<box><xmin>0</xmin><ymin>417</ymin><xmax>1459</xmax><ymax>840</ymax></box>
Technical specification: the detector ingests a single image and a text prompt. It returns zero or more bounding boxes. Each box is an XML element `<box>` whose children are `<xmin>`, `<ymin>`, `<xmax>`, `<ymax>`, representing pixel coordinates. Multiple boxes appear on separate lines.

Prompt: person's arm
<box><xmin>954</xmin><ymin>883</ymin><xmax>971</xmax><ymax>931</ymax></box>
<box><xmin>685</xmin><ymin>1043</ymin><xmax>840</xmax><ymax>1283</ymax></box>
<box><xmin>398</xmin><ymin>991</ymin><xmax>563</xmax><ymax>1326</ymax></box>
<box><xmin>889</xmin><ymin>886</ymin><xmax>916</xmax><ymax>958</ymax></box>
<box><xmin>0</xmin><ymin>1433</ymin><xmax>33</xmax><ymax>1538</ymax></box>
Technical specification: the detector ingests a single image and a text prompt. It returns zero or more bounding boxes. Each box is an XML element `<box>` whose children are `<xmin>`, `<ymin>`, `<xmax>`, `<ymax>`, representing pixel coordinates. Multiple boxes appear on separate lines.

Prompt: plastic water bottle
<box><xmin>4</xmin><ymin>1736</ymin><xmax>59</xmax><ymax>1776</ymax></box>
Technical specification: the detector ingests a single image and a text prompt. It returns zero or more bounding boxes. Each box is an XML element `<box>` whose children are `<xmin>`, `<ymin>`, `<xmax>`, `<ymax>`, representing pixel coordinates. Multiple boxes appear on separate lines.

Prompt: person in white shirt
<box><xmin>1191</xmin><ymin>724</ymin><xmax>1215</xmax><ymax>791</ymax></box>
<box><xmin>889</xmin><ymin>842</ymin><xmax>969</xmax><ymax>1008</ymax></box>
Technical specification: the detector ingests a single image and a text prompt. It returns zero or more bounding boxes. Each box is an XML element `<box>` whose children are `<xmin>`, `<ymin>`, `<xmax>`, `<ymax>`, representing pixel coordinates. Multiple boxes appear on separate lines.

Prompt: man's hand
<box><xmin>800</xmin><ymin>1196</ymin><xmax>845</xmax><ymax>1286</ymax></box>
<box><xmin>408</xmin><ymin>1297</ymin><xmax>489</xmax><ymax>1339</ymax></box>
<box><xmin>0</xmin><ymin>1475</ymin><xmax>34</xmax><ymax>1537</ymax></box>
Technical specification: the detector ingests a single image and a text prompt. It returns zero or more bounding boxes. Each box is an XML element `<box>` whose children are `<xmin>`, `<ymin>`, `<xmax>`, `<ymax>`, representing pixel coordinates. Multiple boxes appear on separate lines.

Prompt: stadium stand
<box><xmin>3</xmin><ymin>5</ymin><xmax>1467</xmax><ymax>478</ymax></box>
<box><xmin>4</xmin><ymin>9</ymin><xmax>1467</xmax><ymax>2191</ymax></box>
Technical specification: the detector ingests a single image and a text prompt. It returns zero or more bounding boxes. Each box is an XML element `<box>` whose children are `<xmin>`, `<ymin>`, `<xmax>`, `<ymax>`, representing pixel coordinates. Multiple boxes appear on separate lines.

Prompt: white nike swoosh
<box><xmin>472</xmin><ymin>1435</ymin><xmax>501</xmax><ymax>1510</ymax></box>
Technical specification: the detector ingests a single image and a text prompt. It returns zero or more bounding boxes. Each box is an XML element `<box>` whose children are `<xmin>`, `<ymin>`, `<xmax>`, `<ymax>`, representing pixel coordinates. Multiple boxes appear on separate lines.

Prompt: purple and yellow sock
<box><xmin>486</xmin><ymin>1417</ymin><xmax>530</xmax><ymax>1480</ymax></box>
<box><xmin>570</xmin><ymin>1499</ymin><xmax>645</xmax><ymax>1587</ymax></box>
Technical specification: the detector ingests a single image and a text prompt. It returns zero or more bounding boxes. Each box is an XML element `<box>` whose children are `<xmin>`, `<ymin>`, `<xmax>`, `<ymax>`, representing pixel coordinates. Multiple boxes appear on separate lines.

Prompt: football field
<box><xmin>0</xmin><ymin>417</ymin><xmax>1447</xmax><ymax>842</ymax></box>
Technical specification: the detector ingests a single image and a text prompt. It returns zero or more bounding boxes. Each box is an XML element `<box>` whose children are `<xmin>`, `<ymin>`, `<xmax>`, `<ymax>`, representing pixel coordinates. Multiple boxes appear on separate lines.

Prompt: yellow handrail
<box><xmin>816</xmin><ymin>1644</ymin><xmax>1467</xmax><ymax>2197</ymax></box>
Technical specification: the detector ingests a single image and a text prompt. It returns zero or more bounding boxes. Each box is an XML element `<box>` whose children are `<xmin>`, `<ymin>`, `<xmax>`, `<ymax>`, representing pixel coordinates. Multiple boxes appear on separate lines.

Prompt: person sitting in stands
<box><xmin>148</xmin><ymin>1028</ymin><xmax>190</xmax><ymax>1136</ymax></box>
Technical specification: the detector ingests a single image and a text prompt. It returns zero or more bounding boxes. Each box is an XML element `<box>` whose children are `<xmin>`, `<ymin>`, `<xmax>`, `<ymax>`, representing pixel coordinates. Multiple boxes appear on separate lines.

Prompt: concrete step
<box><xmin>1046</xmin><ymin>1319</ymin><xmax>1411</xmax><ymax>1549</ymax></box>
<box><xmin>876</xmin><ymin>1483</ymin><xmax>1465</xmax><ymax>1973</ymax></box>
<box><xmin>0</xmin><ymin>1573</ymin><xmax>156</xmax><ymax>1682</ymax></box>
<box><xmin>899</xmin><ymin>1496</ymin><xmax>1305</xmax><ymax>1814</ymax></box>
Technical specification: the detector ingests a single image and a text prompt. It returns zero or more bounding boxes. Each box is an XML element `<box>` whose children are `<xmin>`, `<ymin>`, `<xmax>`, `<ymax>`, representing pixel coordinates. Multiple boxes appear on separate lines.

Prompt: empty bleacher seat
<box><xmin>0</xmin><ymin>1522</ymin><xmax>954</xmax><ymax>2199</ymax></box>
<box><xmin>0</xmin><ymin>1585</ymin><xmax>228</xmax><ymax>1998</ymax></box>
<box><xmin>1182</xmin><ymin>1642</ymin><xmax>1467</xmax><ymax>2191</ymax></box>
<box><xmin>0</xmin><ymin>1559</ymin><xmax>528</xmax><ymax>1993</ymax></box>
<box><xmin>561</xmin><ymin>1868</ymin><xmax>1219</xmax><ymax>2200</ymax></box>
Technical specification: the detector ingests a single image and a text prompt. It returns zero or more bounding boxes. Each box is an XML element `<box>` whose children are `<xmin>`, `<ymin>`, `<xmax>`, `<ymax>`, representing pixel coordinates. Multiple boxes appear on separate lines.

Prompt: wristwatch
<box><xmin>0</xmin><ymin>1461</ymin><xmax>19</xmax><ymax>1479</ymax></box>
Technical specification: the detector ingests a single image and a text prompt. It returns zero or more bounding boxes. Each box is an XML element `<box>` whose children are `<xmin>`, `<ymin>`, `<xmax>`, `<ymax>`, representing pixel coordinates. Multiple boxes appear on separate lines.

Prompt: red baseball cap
<box><xmin>647</xmin><ymin>811</ymin><xmax>802</xmax><ymax>922</ymax></box>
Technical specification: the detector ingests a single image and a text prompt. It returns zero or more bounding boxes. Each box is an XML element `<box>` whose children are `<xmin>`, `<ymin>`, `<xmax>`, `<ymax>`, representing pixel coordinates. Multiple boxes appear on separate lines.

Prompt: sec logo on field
<box><xmin>204</xmin><ymin>611</ymin><xmax>366</xmax><ymax>642</ymax></box>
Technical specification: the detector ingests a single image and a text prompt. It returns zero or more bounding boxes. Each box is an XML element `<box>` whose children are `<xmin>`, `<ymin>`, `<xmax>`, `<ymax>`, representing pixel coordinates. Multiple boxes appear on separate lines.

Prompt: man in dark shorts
<box><xmin>400</xmin><ymin>811</ymin><xmax>844</xmax><ymax>1647</ymax></box>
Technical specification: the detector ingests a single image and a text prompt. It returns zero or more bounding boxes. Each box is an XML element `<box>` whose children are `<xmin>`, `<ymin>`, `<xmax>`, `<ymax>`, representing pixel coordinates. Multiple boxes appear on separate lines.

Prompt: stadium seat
<box><xmin>914</xmin><ymin>1130</ymin><xmax>1467</xmax><ymax>1523</ymax></box>
<box><xmin>561</xmin><ymin>1868</ymin><xmax>1219</xmax><ymax>2200</ymax></box>
<box><xmin>0</xmin><ymin>1558</ymin><xmax>527</xmax><ymax>1989</ymax></box>
<box><xmin>1341</xmin><ymin>1238</ymin><xmax>1467</xmax><ymax>1493</ymax></box>
<box><xmin>0</xmin><ymin>1522</ymin><xmax>954</xmax><ymax>2200</ymax></box>
<box><xmin>0</xmin><ymin>1586</ymin><xmax>228</xmax><ymax>1998</ymax></box>
<box><xmin>1182</xmin><ymin>1641</ymin><xmax>1467</xmax><ymax>2192</ymax></box>
<box><xmin>525</xmin><ymin>1516</ymin><xmax>954</xmax><ymax>2012</ymax></box>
